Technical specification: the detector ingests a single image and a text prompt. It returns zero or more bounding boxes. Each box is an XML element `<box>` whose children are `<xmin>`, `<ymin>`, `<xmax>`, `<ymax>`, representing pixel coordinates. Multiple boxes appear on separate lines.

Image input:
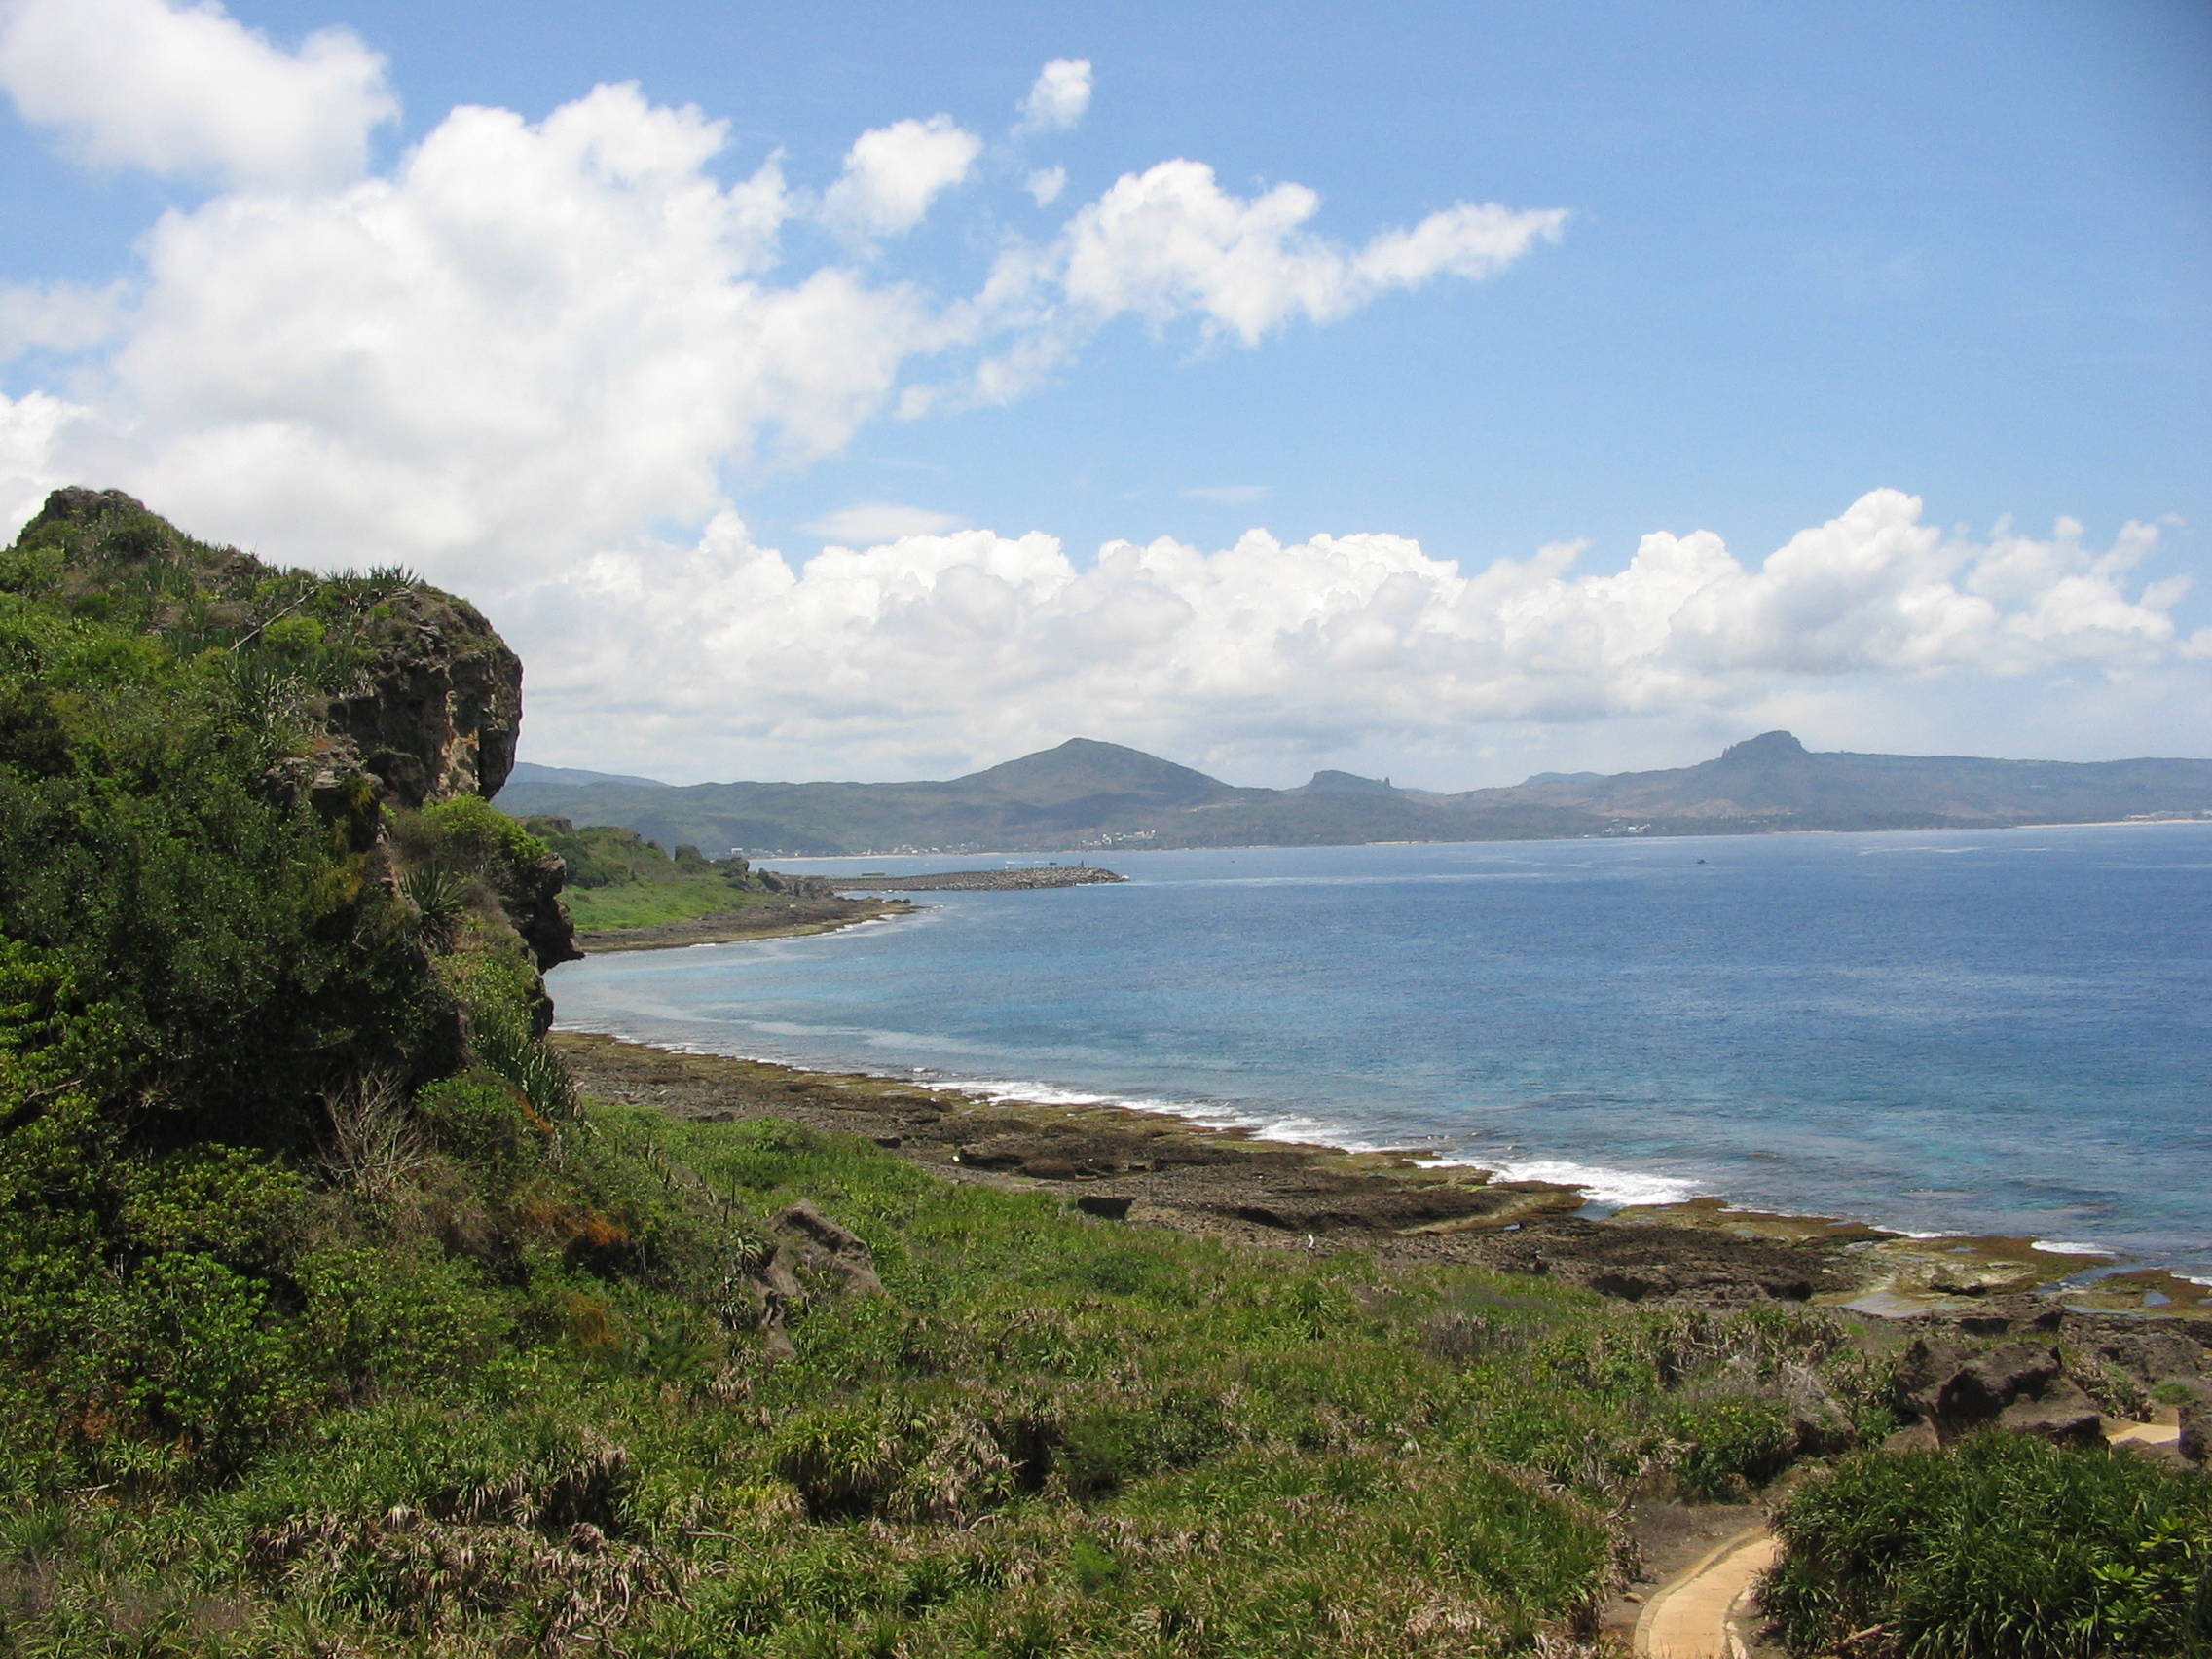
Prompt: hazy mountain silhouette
<box><xmin>496</xmin><ymin>733</ymin><xmax>2212</xmax><ymax>856</ymax></box>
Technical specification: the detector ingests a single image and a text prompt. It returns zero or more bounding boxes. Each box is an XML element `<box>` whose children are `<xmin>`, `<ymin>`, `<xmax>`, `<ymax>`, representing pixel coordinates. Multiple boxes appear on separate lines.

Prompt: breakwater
<box><xmin>831</xmin><ymin>866</ymin><xmax>1125</xmax><ymax>892</ymax></box>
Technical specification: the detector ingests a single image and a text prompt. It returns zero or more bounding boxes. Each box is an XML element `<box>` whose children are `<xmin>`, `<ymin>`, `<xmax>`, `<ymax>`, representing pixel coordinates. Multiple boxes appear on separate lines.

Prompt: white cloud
<box><xmin>506</xmin><ymin>490</ymin><xmax>2208</xmax><ymax>784</ymax></box>
<box><xmin>1025</xmin><ymin>166</ymin><xmax>1067</xmax><ymax>207</ymax></box>
<box><xmin>1182</xmin><ymin>484</ymin><xmax>1269</xmax><ymax>505</ymax></box>
<box><xmin>0</xmin><ymin>59</ymin><xmax>1568</xmax><ymax>587</ymax></box>
<box><xmin>799</xmin><ymin>501</ymin><xmax>964</xmax><ymax>542</ymax></box>
<box><xmin>22</xmin><ymin>82</ymin><xmax>950</xmax><ymax>580</ymax></box>
<box><xmin>1016</xmin><ymin>59</ymin><xmax>1091</xmax><ymax>135</ymax></box>
<box><xmin>1052</xmin><ymin>162</ymin><xmax>1569</xmax><ymax>345</ymax></box>
<box><xmin>909</xmin><ymin>163</ymin><xmax>1568</xmax><ymax>411</ymax></box>
<box><xmin>0</xmin><ymin>278</ymin><xmax>126</xmax><ymax>360</ymax></box>
<box><xmin>820</xmin><ymin>114</ymin><xmax>981</xmax><ymax>240</ymax></box>
<box><xmin>0</xmin><ymin>389</ymin><xmax>86</xmax><ymax>536</ymax></box>
<box><xmin>0</xmin><ymin>0</ymin><xmax>396</xmax><ymax>189</ymax></box>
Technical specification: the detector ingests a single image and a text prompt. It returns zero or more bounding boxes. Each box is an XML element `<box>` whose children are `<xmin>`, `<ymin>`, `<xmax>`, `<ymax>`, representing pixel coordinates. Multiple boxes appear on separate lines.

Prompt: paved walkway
<box><xmin>1634</xmin><ymin>1527</ymin><xmax>1779</xmax><ymax>1659</ymax></box>
<box><xmin>2109</xmin><ymin>1419</ymin><xmax>2180</xmax><ymax>1449</ymax></box>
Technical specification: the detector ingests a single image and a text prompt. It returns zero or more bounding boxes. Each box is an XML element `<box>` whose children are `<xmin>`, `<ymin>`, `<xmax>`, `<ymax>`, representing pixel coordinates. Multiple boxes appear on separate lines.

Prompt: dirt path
<box><xmin>1633</xmin><ymin>1526</ymin><xmax>1779</xmax><ymax>1659</ymax></box>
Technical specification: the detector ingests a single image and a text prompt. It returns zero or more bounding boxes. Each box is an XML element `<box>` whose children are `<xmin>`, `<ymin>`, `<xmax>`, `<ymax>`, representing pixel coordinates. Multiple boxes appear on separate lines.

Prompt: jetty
<box><xmin>830</xmin><ymin>866</ymin><xmax>1125</xmax><ymax>893</ymax></box>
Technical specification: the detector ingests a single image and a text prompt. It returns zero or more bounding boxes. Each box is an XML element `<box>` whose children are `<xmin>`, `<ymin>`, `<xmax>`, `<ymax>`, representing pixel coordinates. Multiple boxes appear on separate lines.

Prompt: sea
<box><xmin>547</xmin><ymin>821</ymin><xmax>2212</xmax><ymax>1281</ymax></box>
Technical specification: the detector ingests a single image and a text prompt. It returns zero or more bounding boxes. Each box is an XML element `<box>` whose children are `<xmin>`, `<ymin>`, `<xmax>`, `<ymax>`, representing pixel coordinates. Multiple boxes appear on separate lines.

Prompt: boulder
<box><xmin>2087</xmin><ymin>1328</ymin><xmax>2210</xmax><ymax>1387</ymax></box>
<box><xmin>1897</xmin><ymin>1340</ymin><xmax>2066</xmax><ymax>1442</ymax></box>
<box><xmin>1995</xmin><ymin>1399</ymin><xmax>2105</xmax><ymax>1448</ymax></box>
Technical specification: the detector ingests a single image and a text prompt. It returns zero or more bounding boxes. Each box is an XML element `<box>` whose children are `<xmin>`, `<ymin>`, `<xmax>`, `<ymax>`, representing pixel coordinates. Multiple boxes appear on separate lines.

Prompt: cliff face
<box><xmin>324</xmin><ymin>594</ymin><xmax>521</xmax><ymax>807</ymax></box>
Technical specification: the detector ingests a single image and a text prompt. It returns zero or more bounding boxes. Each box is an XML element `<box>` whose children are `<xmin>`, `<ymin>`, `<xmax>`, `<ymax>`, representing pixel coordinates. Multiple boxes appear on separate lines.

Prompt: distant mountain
<box><xmin>508</xmin><ymin>761</ymin><xmax>670</xmax><ymax>789</ymax></box>
<box><xmin>492</xmin><ymin>732</ymin><xmax>2212</xmax><ymax>857</ymax></box>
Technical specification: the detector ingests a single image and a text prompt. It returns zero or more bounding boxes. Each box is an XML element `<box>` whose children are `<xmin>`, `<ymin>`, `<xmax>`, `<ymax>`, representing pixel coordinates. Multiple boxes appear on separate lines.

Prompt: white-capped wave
<box><xmin>1417</xmin><ymin>1154</ymin><xmax>1700</xmax><ymax>1208</ymax></box>
<box><xmin>2031</xmin><ymin>1239</ymin><xmax>2117</xmax><ymax>1257</ymax></box>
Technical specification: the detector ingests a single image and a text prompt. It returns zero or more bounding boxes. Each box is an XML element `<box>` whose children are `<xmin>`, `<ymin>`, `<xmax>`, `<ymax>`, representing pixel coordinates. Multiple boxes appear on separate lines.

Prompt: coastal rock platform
<box><xmin>550</xmin><ymin>1032</ymin><xmax>2212</xmax><ymax>1338</ymax></box>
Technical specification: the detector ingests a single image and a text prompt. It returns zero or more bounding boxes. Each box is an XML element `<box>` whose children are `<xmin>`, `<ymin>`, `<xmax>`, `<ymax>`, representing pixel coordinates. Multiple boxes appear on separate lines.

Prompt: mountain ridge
<box><xmin>495</xmin><ymin>731</ymin><xmax>2212</xmax><ymax>857</ymax></box>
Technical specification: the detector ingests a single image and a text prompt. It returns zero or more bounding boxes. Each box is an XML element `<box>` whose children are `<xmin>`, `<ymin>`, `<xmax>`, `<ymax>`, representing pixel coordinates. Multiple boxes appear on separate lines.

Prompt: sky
<box><xmin>1</xmin><ymin>0</ymin><xmax>2207</xmax><ymax>789</ymax></box>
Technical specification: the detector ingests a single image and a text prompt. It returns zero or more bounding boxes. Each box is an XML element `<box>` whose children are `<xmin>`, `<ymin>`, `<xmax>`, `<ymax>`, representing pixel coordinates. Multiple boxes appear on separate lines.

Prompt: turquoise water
<box><xmin>548</xmin><ymin>822</ymin><xmax>2212</xmax><ymax>1277</ymax></box>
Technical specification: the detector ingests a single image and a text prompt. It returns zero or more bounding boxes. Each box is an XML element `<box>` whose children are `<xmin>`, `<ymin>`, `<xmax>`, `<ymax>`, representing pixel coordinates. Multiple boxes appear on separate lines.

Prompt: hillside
<box><xmin>498</xmin><ymin>731</ymin><xmax>2212</xmax><ymax>856</ymax></box>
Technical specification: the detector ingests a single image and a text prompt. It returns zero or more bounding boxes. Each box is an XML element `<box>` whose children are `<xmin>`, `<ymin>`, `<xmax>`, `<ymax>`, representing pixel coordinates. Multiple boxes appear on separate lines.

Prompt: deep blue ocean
<box><xmin>548</xmin><ymin>822</ymin><xmax>2212</xmax><ymax>1278</ymax></box>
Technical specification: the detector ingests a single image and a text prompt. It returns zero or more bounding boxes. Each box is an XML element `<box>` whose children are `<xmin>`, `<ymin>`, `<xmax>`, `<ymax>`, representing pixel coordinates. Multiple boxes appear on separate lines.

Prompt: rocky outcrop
<box><xmin>741</xmin><ymin>1200</ymin><xmax>886</xmax><ymax>1360</ymax></box>
<box><xmin>1468</xmin><ymin>1216</ymin><xmax>1850</xmax><ymax>1305</ymax></box>
<box><xmin>23</xmin><ymin>487</ymin><xmax>524</xmax><ymax>810</ymax></box>
<box><xmin>506</xmin><ymin>850</ymin><xmax>584</xmax><ymax>973</ymax></box>
<box><xmin>20</xmin><ymin>487</ymin><xmax>571</xmax><ymax>971</ymax></box>
<box><xmin>756</xmin><ymin>870</ymin><xmax>841</xmax><ymax>899</ymax></box>
<box><xmin>770</xmin><ymin>1200</ymin><xmax>885</xmax><ymax>1296</ymax></box>
<box><xmin>324</xmin><ymin>590</ymin><xmax>520</xmax><ymax>807</ymax></box>
<box><xmin>1892</xmin><ymin>1340</ymin><xmax>2106</xmax><ymax>1445</ymax></box>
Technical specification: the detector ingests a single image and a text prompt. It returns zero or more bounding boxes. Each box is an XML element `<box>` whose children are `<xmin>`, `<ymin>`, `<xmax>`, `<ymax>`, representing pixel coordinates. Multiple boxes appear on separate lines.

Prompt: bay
<box><xmin>547</xmin><ymin>821</ymin><xmax>2212</xmax><ymax>1278</ymax></box>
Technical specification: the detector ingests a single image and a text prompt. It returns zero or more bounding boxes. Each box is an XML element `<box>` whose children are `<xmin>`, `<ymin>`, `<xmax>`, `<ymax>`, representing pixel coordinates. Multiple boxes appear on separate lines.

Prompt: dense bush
<box><xmin>1762</xmin><ymin>1433</ymin><xmax>2212</xmax><ymax>1657</ymax></box>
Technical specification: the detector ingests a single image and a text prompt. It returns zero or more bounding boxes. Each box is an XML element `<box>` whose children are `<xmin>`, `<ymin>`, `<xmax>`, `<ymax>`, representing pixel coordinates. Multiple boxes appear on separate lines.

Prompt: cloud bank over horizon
<box><xmin>508</xmin><ymin>489</ymin><xmax>2206</xmax><ymax>788</ymax></box>
<box><xmin>0</xmin><ymin>0</ymin><xmax>2204</xmax><ymax>788</ymax></box>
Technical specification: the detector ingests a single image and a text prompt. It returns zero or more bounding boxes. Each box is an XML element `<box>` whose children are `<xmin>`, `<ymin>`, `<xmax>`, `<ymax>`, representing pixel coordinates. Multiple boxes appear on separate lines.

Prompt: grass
<box><xmin>562</xmin><ymin>873</ymin><xmax>782</xmax><ymax>932</ymax></box>
<box><xmin>0</xmin><ymin>1100</ymin><xmax>1909</xmax><ymax>1657</ymax></box>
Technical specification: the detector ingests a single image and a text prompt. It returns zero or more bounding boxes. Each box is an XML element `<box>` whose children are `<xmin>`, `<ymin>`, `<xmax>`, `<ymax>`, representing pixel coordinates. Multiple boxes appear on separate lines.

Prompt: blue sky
<box><xmin>1</xmin><ymin>0</ymin><xmax>2206</xmax><ymax>786</ymax></box>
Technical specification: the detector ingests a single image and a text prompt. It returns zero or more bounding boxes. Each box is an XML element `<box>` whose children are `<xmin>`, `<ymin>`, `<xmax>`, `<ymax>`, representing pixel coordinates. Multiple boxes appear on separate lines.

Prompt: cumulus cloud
<box><xmin>0</xmin><ymin>0</ymin><xmax>396</xmax><ymax>189</ymax></box>
<box><xmin>1051</xmin><ymin>164</ymin><xmax>1569</xmax><ymax>345</ymax></box>
<box><xmin>0</xmin><ymin>278</ymin><xmax>126</xmax><ymax>360</ymax></box>
<box><xmin>0</xmin><ymin>27</ymin><xmax>1566</xmax><ymax>587</ymax></box>
<box><xmin>800</xmin><ymin>501</ymin><xmax>965</xmax><ymax>542</ymax></box>
<box><xmin>1025</xmin><ymin>165</ymin><xmax>1067</xmax><ymax>207</ymax></box>
<box><xmin>505</xmin><ymin>490</ymin><xmax>2208</xmax><ymax>783</ymax></box>
<box><xmin>0</xmin><ymin>389</ymin><xmax>85</xmax><ymax>535</ymax></box>
<box><xmin>31</xmin><ymin>82</ymin><xmax>951</xmax><ymax>578</ymax></box>
<box><xmin>1015</xmin><ymin>59</ymin><xmax>1091</xmax><ymax>135</ymax></box>
<box><xmin>820</xmin><ymin>114</ymin><xmax>981</xmax><ymax>240</ymax></box>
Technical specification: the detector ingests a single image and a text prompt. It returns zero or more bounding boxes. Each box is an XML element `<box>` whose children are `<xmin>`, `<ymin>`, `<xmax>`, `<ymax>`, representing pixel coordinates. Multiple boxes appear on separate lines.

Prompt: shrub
<box><xmin>411</xmin><ymin>794</ymin><xmax>548</xmax><ymax>877</ymax></box>
<box><xmin>1761</xmin><ymin>1434</ymin><xmax>2212</xmax><ymax>1657</ymax></box>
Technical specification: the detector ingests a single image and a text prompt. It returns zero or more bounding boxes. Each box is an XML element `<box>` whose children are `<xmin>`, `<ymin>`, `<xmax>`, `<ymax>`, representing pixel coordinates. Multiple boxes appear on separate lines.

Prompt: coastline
<box><xmin>553</xmin><ymin>825</ymin><xmax>2210</xmax><ymax>1313</ymax></box>
<box><xmin>549</xmin><ymin>1025</ymin><xmax>2211</xmax><ymax>1320</ymax></box>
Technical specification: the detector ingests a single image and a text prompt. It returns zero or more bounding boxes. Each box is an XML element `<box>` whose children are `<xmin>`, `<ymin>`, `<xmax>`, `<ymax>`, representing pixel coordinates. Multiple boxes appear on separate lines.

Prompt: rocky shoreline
<box><xmin>547</xmin><ymin>1029</ymin><xmax>2209</xmax><ymax>1324</ymax></box>
<box><xmin>555</xmin><ymin>1029</ymin><xmax>2212</xmax><ymax>1466</ymax></box>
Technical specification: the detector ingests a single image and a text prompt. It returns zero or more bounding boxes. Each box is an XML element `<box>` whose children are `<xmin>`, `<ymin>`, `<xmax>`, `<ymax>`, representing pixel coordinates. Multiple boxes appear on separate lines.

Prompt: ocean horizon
<box><xmin>549</xmin><ymin>820</ymin><xmax>2212</xmax><ymax>1281</ymax></box>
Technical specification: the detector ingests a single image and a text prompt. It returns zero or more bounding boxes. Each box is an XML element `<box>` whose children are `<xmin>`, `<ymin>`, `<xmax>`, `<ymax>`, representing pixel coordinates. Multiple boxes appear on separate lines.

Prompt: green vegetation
<box><xmin>4</xmin><ymin>1085</ymin><xmax>1908</xmax><ymax>1657</ymax></box>
<box><xmin>1762</xmin><ymin>1434</ymin><xmax>2212</xmax><ymax>1657</ymax></box>
<box><xmin>3</xmin><ymin>491</ymin><xmax>2206</xmax><ymax>1656</ymax></box>
<box><xmin>525</xmin><ymin>818</ymin><xmax>781</xmax><ymax>932</ymax></box>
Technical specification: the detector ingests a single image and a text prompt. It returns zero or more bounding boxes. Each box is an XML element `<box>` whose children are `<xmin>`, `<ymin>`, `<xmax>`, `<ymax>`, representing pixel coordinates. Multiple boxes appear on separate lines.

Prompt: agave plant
<box><xmin>400</xmin><ymin>865</ymin><xmax>469</xmax><ymax>952</ymax></box>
